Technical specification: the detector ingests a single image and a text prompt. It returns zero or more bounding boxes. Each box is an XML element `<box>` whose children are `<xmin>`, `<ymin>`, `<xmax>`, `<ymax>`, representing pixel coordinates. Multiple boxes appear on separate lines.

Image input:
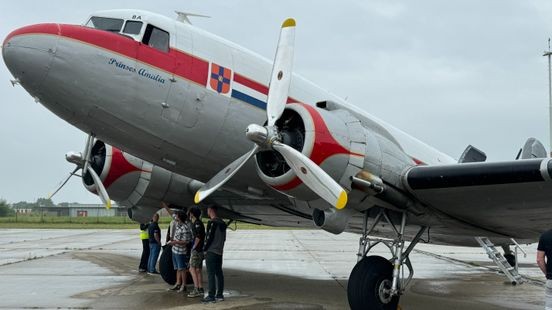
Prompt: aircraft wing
<box><xmin>403</xmin><ymin>158</ymin><xmax>552</xmax><ymax>239</ymax></box>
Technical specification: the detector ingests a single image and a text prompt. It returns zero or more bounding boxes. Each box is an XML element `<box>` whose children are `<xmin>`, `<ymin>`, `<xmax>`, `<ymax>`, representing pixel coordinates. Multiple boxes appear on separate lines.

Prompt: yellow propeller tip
<box><xmin>282</xmin><ymin>18</ymin><xmax>296</xmax><ymax>28</ymax></box>
<box><xmin>194</xmin><ymin>192</ymin><xmax>201</xmax><ymax>204</ymax></box>
<box><xmin>336</xmin><ymin>191</ymin><xmax>348</xmax><ymax>210</ymax></box>
<box><xmin>106</xmin><ymin>201</ymin><xmax>111</xmax><ymax>209</ymax></box>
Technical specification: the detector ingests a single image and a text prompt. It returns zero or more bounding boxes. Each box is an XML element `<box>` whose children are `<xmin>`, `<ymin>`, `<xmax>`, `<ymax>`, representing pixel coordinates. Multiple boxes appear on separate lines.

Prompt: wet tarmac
<box><xmin>0</xmin><ymin>229</ymin><xmax>546</xmax><ymax>309</ymax></box>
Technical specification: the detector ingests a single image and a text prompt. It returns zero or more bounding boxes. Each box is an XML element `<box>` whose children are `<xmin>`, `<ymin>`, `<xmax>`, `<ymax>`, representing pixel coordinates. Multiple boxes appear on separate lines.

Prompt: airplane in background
<box><xmin>3</xmin><ymin>9</ymin><xmax>552</xmax><ymax>310</ymax></box>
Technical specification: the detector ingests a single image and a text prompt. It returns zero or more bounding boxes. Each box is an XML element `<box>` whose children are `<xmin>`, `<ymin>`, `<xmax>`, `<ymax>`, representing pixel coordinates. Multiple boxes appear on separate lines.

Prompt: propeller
<box><xmin>48</xmin><ymin>134</ymin><xmax>112</xmax><ymax>209</ymax></box>
<box><xmin>194</xmin><ymin>18</ymin><xmax>348</xmax><ymax>209</ymax></box>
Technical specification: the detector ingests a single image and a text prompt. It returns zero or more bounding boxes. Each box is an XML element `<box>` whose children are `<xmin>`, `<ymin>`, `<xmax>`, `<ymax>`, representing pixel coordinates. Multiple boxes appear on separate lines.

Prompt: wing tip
<box><xmin>282</xmin><ymin>18</ymin><xmax>296</xmax><ymax>28</ymax></box>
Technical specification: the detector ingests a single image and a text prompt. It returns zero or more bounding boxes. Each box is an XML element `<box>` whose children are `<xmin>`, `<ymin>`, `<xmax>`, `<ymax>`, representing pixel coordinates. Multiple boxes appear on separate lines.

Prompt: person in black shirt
<box><xmin>147</xmin><ymin>213</ymin><xmax>161</xmax><ymax>274</ymax></box>
<box><xmin>187</xmin><ymin>206</ymin><xmax>206</xmax><ymax>298</ymax></box>
<box><xmin>201</xmin><ymin>205</ymin><xmax>227</xmax><ymax>303</ymax></box>
<box><xmin>537</xmin><ymin>229</ymin><xmax>552</xmax><ymax>308</ymax></box>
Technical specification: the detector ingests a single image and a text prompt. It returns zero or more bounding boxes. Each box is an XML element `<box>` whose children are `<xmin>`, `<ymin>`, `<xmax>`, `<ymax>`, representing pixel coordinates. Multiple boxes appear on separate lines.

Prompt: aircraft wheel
<box><xmin>347</xmin><ymin>255</ymin><xmax>400</xmax><ymax>310</ymax></box>
<box><xmin>504</xmin><ymin>253</ymin><xmax>516</xmax><ymax>267</ymax></box>
<box><xmin>159</xmin><ymin>245</ymin><xmax>176</xmax><ymax>285</ymax></box>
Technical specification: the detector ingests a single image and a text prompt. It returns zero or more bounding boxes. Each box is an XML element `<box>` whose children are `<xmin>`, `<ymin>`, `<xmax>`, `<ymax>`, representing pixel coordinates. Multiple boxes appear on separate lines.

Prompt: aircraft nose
<box><xmin>2</xmin><ymin>24</ymin><xmax>60</xmax><ymax>95</ymax></box>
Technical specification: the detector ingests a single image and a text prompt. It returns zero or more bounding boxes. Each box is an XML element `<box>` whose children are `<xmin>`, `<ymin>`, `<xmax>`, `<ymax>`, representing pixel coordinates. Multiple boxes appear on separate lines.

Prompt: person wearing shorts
<box><xmin>187</xmin><ymin>206</ymin><xmax>205</xmax><ymax>298</ymax></box>
<box><xmin>172</xmin><ymin>251</ymin><xmax>189</xmax><ymax>279</ymax></box>
<box><xmin>167</xmin><ymin>209</ymin><xmax>192</xmax><ymax>293</ymax></box>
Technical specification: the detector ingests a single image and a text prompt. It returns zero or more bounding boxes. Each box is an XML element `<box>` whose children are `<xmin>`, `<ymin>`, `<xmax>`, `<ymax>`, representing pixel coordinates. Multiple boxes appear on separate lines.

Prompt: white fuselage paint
<box><xmin>87</xmin><ymin>11</ymin><xmax>453</xmax><ymax>174</ymax></box>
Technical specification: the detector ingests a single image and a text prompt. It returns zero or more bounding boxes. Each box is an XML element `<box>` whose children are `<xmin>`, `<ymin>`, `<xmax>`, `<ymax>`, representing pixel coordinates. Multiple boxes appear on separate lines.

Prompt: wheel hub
<box><xmin>378</xmin><ymin>279</ymin><xmax>393</xmax><ymax>304</ymax></box>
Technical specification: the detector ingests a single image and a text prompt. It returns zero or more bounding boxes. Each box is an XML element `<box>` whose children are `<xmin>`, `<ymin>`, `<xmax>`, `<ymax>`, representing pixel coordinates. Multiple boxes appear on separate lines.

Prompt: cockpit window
<box><xmin>86</xmin><ymin>16</ymin><xmax>124</xmax><ymax>33</ymax></box>
<box><xmin>142</xmin><ymin>25</ymin><xmax>169</xmax><ymax>53</ymax></box>
<box><xmin>123</xmin><ymin>21</ymin><xmax>143</xmax><ymax>35</ymax></box>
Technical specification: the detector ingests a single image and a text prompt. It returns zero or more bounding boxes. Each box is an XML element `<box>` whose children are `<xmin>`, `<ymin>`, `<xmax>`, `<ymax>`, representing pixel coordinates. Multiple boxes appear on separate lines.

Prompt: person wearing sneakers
<box><xmin>201</xmin><ymin>204</ymin><xmax>227</xmax><ymax>303</ymax></box>
<box><xmin>167</xmin><ymin>210</ymin><xmax>193</xmax><ymax>293</ymax></box>
<box><xmin>147</xmin><ymin>213</ymin><xmax>161</xmax><ymax>275</ymax></box>
<box><xmin>187</xmin><ymin>206</ymin><xmax>206</xmax><ymax>298</ymax></box>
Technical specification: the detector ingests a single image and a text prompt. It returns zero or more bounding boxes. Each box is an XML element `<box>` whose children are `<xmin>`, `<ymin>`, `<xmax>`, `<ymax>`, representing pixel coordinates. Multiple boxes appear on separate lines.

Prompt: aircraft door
<box><xmin>136</xmin><ymin>25</ymin><xmax>174</xmax><ymax>117</ymax></box>
<box><xmin>163</xmin><ymin>26</ymin><xmax>197</xmax><ymax>128</ymax></box>
<box><xmin>134</xmin><ymin>23</ymin><xmax>176</xmax><ymax>150</ymax></box>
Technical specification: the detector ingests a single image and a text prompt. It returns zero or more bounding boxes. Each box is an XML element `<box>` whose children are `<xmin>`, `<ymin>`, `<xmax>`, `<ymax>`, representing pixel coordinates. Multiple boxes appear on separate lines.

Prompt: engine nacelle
<box><xmin>83</xmin><ymin>141</ymin><xmax>202</xmax><ymax>223</ymax></box>
<box><xmin>255</xmin><ymin>103</ymin><xmax>367</xmax><ymax>209</ymax></box>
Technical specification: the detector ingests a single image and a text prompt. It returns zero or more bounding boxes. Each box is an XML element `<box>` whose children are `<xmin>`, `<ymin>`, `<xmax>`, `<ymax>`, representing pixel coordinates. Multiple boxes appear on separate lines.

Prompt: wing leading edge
<box><xmin>403</xmin><ymin>158</ymin><xmax>552</xmax><ymax>240</ymax></box>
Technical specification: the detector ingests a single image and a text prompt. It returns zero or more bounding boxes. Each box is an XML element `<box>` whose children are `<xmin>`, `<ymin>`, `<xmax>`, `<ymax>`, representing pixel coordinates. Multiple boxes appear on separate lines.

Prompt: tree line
<box><xmin>0</xmin><ymin>198</ymin><xmax>76</xmax><ymax>217</ymax></box>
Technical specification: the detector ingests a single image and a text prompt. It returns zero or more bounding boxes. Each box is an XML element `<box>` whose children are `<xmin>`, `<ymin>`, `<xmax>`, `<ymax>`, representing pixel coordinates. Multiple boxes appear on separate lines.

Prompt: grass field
<box><xmin>0</xmin><ymin>215</ymin><xmax>141</xmax><ymax>224</ymax></box>
<box><xmin>0</xmin><ymin>215</ymin><xmax>284</xmax><ymax>230</ymax></box>
<box><xmin>0</xmin><ymin>222</ymin><xmax>141</xmax><ymax>229</ymax></box>
<box><xmin>0</xmin><ymin>215</ymin><xmax>161</xmax><ymax>229</ymax></box>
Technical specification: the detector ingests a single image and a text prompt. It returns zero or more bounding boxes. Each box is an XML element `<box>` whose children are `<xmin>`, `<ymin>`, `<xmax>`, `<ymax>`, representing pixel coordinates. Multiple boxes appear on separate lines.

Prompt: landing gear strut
<box><xmin>347</xmin><ymin>209</ymin><xmax>427</xmax><ymax>310</ymax></box>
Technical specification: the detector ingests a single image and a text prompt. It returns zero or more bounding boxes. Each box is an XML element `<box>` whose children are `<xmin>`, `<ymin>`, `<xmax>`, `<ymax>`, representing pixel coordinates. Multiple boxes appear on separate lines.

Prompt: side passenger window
<box><xmin>142</xmin><ymin>24</ymin><xmax>170</xmax><ymax>52</ymax></box>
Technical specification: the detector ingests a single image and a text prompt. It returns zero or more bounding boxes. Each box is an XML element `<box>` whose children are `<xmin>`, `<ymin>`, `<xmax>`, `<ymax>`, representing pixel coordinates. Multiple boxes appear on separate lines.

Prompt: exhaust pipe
<box><xmin>312</xmin><ymin>207</ymin><xmax>355</xmax><ymax>234</ymax></box>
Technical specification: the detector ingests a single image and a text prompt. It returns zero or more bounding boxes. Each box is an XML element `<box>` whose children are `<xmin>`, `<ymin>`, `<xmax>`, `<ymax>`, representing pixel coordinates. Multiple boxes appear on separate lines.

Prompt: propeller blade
<box><xmin>266</xmin><ymin>18</ymin><xmax>296</xmax><ymax>126</ymax></box>
<box><xmin>48</xmin><ymin>166</ymin><xmax>80</xmax><ymax>199</ymax></box>
<box><xmin>272</xmin><ymin>142</ymin><xmax>348</xmax><ymax>209</ymax></box>
<box><xmin>82</xmin><ymin>134</ymin><xmax>95</xmax><ymax>174</ymax></box>
<box><xmin>195</xmin><ymin>145</ymin><xmax>259</xmax><ymax>204</ymax></box>
<box><xmin>86</xmin><ymin>165</ymin><xmax>112</xmax><ymax>209</ymax></box>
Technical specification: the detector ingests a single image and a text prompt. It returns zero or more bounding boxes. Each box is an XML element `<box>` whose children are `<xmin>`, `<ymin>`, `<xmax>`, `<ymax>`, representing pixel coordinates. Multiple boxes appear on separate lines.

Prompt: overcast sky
<box><xmin>1</xmin><ymin>0</ymin><xmax>552</xmax><ymax>204</ymax></box>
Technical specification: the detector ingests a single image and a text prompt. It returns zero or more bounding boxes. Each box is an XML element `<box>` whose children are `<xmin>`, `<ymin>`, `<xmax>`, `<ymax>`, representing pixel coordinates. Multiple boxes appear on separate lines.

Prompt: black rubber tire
<box><xmin>159</xmin><ymin>245</ymin><xmax>194</xmax><ymax>285</ymax></box>
<box><xmin>160</xmin><ymin>245</ymin><xmax>176</xmax><ymax>285</ymax></box>
<box><xmin>347</xmin><ymin>256</ymin><xmax>400</xmax><ymax>310</ymax></box>
<box><xmin>504</xmin><ymin>253</ymin><xmax>516</xmax><ymax>268</ymax></box>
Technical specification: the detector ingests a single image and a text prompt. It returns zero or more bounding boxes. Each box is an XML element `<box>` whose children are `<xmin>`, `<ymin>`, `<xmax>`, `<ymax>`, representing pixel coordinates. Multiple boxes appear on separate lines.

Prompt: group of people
<box><xmin>138</xmin><ymin>203</ymin><xmax>227</xmax><ymax>303</ymax></box>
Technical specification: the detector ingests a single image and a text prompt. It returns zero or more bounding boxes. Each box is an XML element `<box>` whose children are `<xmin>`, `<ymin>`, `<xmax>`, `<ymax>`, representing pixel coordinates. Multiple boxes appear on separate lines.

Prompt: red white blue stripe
<box><xmin>231</xmin><ymin>73</ymin><xmax>269</xmax><ymax>109</ymax></box>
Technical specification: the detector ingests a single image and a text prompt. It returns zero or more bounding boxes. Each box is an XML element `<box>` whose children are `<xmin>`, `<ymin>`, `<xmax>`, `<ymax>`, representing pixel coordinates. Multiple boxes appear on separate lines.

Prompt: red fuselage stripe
<box><xmin>5</xmin><ymin>23</ymin><xmax>210</xmax><ymax>86</ymax></box>
<box><xmin>6</xmin><ymin>24</ymin><xmax>305</xmax><ymax>107</ymax></box>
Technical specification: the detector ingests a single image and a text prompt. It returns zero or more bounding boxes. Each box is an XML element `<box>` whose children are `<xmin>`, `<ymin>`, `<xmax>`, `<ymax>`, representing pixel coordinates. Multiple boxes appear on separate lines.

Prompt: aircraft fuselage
<box><xmin>2</xmin><ymin>10</ymin><xmax>456</xmax><ymax>195</ymax></box>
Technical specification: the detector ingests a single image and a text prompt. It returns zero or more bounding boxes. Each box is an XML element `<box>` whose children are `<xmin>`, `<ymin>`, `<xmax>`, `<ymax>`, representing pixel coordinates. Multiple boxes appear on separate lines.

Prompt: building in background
<box><xmin>13</xmin><ymin>208</ymin><xmax>32</xmax><ymax>214</ymax></box>
<box><xmin>38</xmin><ymin>203</ymin><xmax>127</xmax><ymax>217</ymax></box>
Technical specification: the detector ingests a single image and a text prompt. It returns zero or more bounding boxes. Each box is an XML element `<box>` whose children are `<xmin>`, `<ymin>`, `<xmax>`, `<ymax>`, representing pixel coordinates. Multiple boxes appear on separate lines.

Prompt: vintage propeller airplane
<box><xmin>3</xmin><ymin>9</ymin><xmax>552</xmax><ymax>309</ymax></box>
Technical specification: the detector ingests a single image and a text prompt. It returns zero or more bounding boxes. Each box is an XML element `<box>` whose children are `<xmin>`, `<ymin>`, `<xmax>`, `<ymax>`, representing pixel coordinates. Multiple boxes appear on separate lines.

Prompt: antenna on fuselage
<box><xmin>544</xmin><ymin>38</ymin><xmax>552</xmax><ymax>157</ymax></box>
<box><xmin>175</xmin><ymin>11</ymin><xmax>210</xmax><ymax>25</ymax></box>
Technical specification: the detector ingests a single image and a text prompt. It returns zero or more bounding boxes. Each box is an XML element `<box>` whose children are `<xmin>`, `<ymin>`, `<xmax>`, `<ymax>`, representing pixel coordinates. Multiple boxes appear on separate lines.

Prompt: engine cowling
<box><xmin>255</xmin><ymin>103</ymin><xmax>367</xmax><ymax>208</ymax></box>
<box><xmin>83</xmin><ymin>140</ymin><xmax>202</xmax><ymax>223</ymax></box>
